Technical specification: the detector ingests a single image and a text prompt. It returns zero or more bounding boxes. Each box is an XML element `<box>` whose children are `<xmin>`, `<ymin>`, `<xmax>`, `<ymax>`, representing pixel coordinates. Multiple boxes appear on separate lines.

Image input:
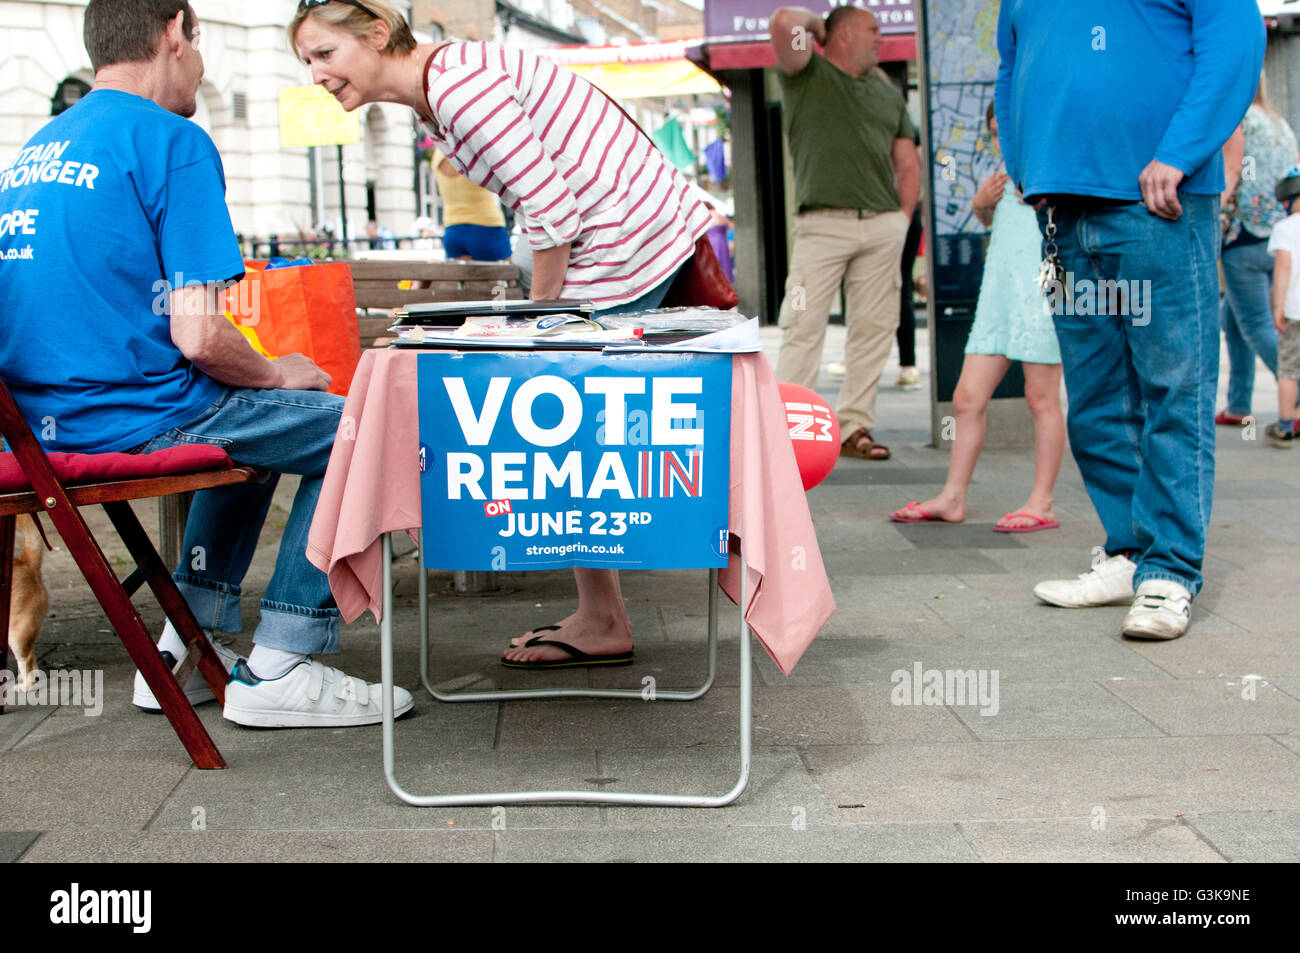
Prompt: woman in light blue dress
<box><xmin>891</xmin><ymin>107</ymin><xmax>1065</xmax><ymax>531</ymax></box>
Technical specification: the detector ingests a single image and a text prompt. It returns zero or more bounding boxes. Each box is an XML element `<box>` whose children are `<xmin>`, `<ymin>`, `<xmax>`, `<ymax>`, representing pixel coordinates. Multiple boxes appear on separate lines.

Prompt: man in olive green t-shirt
<box><xmin>771</xmin><ymin>5</ymin><xmax>920</xmax><ymax>460</ymax></box>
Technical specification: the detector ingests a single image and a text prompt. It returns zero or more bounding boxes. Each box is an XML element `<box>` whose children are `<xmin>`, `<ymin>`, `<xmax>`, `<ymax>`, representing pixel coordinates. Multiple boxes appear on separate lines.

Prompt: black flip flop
<box><xmin>501</xmin><ymin>634</ymin><xmax>635</xmax><ymax>669</ymax></box>
<box><xmin>505</xmin><ymin>624</ymin><xmax>559</xmax><ymax>650</ymax></box>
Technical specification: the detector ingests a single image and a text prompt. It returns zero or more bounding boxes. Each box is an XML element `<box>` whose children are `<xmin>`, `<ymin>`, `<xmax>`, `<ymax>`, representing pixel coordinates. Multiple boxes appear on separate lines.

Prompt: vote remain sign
<box><xmin>417</xmin><ymin>352</ymin><xmax>732</xmax><ymax>571</ymax></box>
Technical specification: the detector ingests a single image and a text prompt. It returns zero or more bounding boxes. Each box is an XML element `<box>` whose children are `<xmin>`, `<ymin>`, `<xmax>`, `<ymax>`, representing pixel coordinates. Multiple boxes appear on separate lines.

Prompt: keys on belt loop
<box><xmin>1036</xmin><ymin>205</ymin><xmax>1065</xmax><ymax>294</ymax></box>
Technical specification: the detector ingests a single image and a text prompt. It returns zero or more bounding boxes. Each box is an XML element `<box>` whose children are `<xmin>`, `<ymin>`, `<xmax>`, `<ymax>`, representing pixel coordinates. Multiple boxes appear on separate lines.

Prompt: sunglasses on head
<box><xmin>298</xmin><ymin>0</ymin><xmax>381</xmax><ymax>20</ymax></box>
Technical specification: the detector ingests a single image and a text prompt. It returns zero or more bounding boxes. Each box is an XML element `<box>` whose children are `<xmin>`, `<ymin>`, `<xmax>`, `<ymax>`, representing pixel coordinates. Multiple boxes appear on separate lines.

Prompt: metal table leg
<box><xmin>418</xmin><ymin>532</ymin><xmax>719</xmax><ymax>704</ymax></box>
<box><xmin>381</xmin><ymin>532</ymin><xmax>752</xmax><ymax>807</ymax></box>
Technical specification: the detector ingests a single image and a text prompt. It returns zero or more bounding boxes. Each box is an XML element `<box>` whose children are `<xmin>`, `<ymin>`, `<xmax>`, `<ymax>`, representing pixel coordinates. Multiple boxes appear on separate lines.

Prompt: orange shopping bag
<box><xmin>223</xmin><ymin>260</ymin><xmax>361</xmax><ymax>397</ymax></box>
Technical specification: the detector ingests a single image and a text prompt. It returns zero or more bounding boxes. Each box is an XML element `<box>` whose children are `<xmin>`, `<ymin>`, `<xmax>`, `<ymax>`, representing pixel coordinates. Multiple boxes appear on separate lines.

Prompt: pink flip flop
<box><xmin>993</xmin><ymin>511</ymin><xmax>1061</xmax><ymax>533</ymax></box>
<box><xmin>890</xmin><ymin>501</ymin><xmax>950</xmax><ymax>523</ymax></box>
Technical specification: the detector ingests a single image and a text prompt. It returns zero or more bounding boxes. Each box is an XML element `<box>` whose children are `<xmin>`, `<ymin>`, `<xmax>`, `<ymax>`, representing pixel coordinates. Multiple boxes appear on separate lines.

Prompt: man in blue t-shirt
<box><xmin>0</xmin><ymin>0</ymin><xmax>412</xmax><ymax>725</ymax></box>
<box><xmin>997</xmin><ymin>1</ymin><xmax>1265</xmax><ymax>640</ymax></box>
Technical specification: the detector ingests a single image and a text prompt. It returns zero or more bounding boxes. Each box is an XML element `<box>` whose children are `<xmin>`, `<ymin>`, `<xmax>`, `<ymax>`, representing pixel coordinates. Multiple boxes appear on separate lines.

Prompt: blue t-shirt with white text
<box><xmin>0</xmin><ymin>89</ymin><xmax>243</xmax><ymax>452</ymax></box>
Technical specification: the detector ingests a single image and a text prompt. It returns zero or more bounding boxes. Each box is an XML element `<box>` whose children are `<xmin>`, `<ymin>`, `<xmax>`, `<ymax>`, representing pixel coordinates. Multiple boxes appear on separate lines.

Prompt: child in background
<box><xmin>889</xmin><ymin>102</ymin><xmax>1065</xmax><ymax>531</ymax></box>
<box><xmin>1265</xmin><ymin>164</ymin><xmax>1300</xmax><ymax>446</ymax></box>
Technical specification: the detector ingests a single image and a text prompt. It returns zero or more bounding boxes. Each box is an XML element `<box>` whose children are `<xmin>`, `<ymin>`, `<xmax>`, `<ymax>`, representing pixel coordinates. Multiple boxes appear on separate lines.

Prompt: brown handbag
<box><xmin>660</xmin><ymin>233</ymin><xmax>740</xmax><ymax>309</ymax></box>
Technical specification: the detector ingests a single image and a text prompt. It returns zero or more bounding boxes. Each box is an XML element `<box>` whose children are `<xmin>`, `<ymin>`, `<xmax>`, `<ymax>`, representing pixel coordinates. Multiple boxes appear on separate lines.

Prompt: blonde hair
<box><xmin>1255</xmin><ymin>68</ymin><xmax>1282</xmax><ymax>124</ymax></box>
<box><xmin>289</xmin><ymin>0</ymin><xmax>416</xmax><ymax>59</ymax></box>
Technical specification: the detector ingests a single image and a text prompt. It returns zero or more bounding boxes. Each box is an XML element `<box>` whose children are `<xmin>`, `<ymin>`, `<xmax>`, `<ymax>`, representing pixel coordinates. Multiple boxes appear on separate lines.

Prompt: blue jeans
<box><xmin>594</xmin><ymin>260</ymin><xmax>684</xmax><ymax>315</ymax></box>
<box><xmin>1220</xmin><ymin>239</ymin><xmax>1281</xmax><ymax>415</ymax></box>
<box><xmin>135</xmin><ymin>387</ymin><xmax>346</xmax><ymax>654</ymax></box>
<box><xmin>1037</xmin><ymin>195</ymin><xmax>1219</xmax><ymax>595</ymax></box>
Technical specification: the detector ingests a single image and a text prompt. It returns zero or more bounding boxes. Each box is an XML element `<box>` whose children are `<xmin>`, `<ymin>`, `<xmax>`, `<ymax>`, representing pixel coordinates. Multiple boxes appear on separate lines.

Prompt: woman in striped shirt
<box><xmin>291</xmin><ymin>0</ymin><xmax>711</xmax><ymax>667</ymax></box>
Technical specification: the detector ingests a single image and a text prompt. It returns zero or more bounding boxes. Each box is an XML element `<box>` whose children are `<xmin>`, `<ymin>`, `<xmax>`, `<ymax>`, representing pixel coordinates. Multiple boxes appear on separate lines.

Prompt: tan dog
<box><xmin>7</xmin><ymin>514</ymin><xmax>49</xmax><ymax>691</ymax></box>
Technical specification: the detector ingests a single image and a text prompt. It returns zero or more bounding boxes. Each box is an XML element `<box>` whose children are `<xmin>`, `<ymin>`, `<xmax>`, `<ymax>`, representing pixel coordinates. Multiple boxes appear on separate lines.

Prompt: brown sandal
<box><xmin>840</xmin><ymin>427</ymin><xmax>890</xmax><ymax>460</ymax></box>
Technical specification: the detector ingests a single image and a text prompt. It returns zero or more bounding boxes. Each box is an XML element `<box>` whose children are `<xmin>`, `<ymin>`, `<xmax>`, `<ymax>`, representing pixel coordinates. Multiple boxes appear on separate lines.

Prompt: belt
<box><xmin>798</xmin><ymin>206</ymin><xmax>885</xmax><ymax>218</ymax></box>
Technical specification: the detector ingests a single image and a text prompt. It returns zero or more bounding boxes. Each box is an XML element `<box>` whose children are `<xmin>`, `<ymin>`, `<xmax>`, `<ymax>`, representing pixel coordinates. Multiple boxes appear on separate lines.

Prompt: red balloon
<box><xmin>777</xmin><ymin>382</ymin><xmax>841</xmax><ymax>490</ymax></box>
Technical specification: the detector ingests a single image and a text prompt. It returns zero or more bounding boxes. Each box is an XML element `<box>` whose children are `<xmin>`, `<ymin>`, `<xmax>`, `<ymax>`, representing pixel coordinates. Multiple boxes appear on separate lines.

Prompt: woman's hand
<box><xmin>972</xmin><ymin>170</ymin><xmax>1008</xmax><ymax>227</ymax></box>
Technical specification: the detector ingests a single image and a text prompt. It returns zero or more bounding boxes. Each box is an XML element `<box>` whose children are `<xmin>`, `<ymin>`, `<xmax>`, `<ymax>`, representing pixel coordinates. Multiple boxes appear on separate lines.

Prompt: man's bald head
<box><xmin>825</xmin><ymin>5</ymin><xmax>874</xmax><ymax>44</ymax></box>
<box><xmin>824</xmin><ymin>7</ymin><xmax>882</xmax><ymax>77</ymax></box>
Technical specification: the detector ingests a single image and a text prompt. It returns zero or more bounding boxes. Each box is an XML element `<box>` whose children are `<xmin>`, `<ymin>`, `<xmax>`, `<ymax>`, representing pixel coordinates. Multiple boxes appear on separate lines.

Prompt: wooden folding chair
<box><xmin>0</xmin><ymin>377</ymin><xmax>263</xmax><ymax>769</ymax></box>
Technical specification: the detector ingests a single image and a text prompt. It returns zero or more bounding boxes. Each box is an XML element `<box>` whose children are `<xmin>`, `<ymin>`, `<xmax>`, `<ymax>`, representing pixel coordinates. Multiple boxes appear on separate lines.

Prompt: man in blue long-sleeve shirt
<box><xmin>996</xmin><ymin>1</ymin><xmax>1265</xmax><ymax>640</ymax></box>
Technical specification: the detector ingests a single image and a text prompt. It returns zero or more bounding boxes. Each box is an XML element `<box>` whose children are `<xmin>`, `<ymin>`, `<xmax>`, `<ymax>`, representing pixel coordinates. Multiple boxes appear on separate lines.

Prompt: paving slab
<box><xmin>803</xmin><ymin>602</ymin><xmax>962</xmax><ymax>641</ymax></box>
<box><xmin>1184</xmin><ymin>812</ymin><xmax>1300</xmax><ymax>862</ymax></box>
<box><xmin>20</xmin><ymin>829</ymin><xmax>492</xmax><ymax>863</ymax></box>
<box><xmin>1273</xmin><ymin>677</ymin><xmax>1300</xmax><ymax>701</ymax></box>
<box><xmin>960</xmin><ymin>817</ymin><xmax>1226</xmax><ymax>863</ymax></box>
<box><xmin>0</xmin><ymin>752</ymin><xmax>189</xmax><ymax>831</ymax></box>
<box><xmin>0</xmin><ymin>831</ymin><xmax>41</xmax><ymax>863</ymax></box>
<box><xmin>817</xmin><ymin>466</ymin><xmax>952</xmax><ymax>486</ymax></box>
<box><xmin>1127</xmin><ymin>631</ymin><xmax>1300</xmax><ymax>679</ymax></box>
<box><xmin>148</xmin><ymin>748</ymin><xmax>607</xmax><ymax>831</ymax></box>
<box><xmin>805</xmin><ymin>736</ymin><xmax>1300</xmax><ymax>823</ymax></box>
<box><xmin>1104</xmin><ymin>679</ymin><xmax>1300</xmax><ymax>736</ymax></box>
<box><xmin>812</xmin><ymin>519</ymin><xmax>922</xmax><ymax>552</ymax></box>
<box><xmin>753</xmin><ymin>634</ymin><xmax>1171</xmax><ymax>686</ymax></box>
<box><xmin>490</xmin><ymin>822</ymin><xmax>981</xmax><ymax>863</ymax></box>
<box><xmin>498</xmin><ymin>683</ymin><xmax>970</xmax><ymax>750</ymax></box>
<box><xmin>598</xmin><ymin>747</ymin><xmax>838</xmax><ymax>829</ymax></box>
<box><xmin>824</xmin><ymin>548</ymin><xmax>1010</xmax><ymax>577</ymax></box>
<box><xmin>0</xmin><ymin>704</ymin><xmax>53</xmax><ymax>752</ymax></box>
<box><xmin>1187</xmin><ymin>589</ymin><xmax>1300</xmax><ymax>633</ymax></box>
<box><xmin>948</xmin><ymin>680</ymin><xmax>1165</xmax><ymax>742</ymax></box>
<box><xmin>891</xmin><ymin>521</ymin><xmax>1028</xmax><ymax>550</ymax></box>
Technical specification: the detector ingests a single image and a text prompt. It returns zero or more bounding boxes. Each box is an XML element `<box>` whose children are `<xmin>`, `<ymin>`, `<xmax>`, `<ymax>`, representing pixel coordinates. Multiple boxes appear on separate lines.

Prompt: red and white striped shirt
<box><xmin>423</xmin><ymin>42</ymin><xmax>711</xmax><ymax>308</ymax></box>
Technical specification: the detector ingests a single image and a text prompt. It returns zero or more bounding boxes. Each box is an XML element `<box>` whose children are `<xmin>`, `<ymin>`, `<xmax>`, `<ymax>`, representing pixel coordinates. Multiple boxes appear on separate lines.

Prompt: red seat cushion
<box><xmin>0</xmin><ymin>444</ymin><xmax>234</xmax><ymax>493</ymax></box>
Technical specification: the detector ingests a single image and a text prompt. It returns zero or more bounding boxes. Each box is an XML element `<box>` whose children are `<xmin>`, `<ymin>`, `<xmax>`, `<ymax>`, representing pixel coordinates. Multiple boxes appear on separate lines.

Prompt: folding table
<box><xmin>305</xmin><ymin>348</ymin><xmax>834</xmax><ymax>808</ymax></box>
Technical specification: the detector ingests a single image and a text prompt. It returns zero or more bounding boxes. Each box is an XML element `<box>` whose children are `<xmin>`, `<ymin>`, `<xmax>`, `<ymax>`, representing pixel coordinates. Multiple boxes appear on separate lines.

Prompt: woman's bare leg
<box><xmin>996</xmin><ymin>361</ymin><xmax>1065</xmax><ymax>529</ymax></box>
<box><xmin>504</xmin><ymin>568</ymin><xmax>634</xmax><ymax>662</ymax></box>
<box><xmin>890</xmin><ymin>353</ymin><xmax>1010</xmax><ymax>522</ymax></box>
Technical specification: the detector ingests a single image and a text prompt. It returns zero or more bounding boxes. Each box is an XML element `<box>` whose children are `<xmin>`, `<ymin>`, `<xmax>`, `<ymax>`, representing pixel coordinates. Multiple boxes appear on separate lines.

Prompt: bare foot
<box><xmin>889</xmin><ymin>495</ymin><xmax>964</xmax><ymax>523</ymax></box>
<box><xmin>994</xmin><ymin>502</ymin><xmax>1056</xmax><ymax>531</ymax></box>
<box><xmin>504</xmin><ymin>610</ymin><xmax>633</xmax><ymax>664</ymax></box>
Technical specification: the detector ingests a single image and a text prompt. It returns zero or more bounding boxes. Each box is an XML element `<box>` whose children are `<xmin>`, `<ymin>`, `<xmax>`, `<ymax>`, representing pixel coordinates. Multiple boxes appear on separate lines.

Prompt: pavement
<box><xmin>3</xmin><ymin>322</ymin><xmax>1298</xmax><ymax>863</ymax></box>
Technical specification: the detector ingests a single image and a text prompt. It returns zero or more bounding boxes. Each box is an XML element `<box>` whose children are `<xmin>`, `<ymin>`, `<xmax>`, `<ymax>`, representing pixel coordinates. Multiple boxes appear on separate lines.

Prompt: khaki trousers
<box><xmin>775</xmin><ymin>209</ymin><xmax>910</xmax><ymax>435</ymax></box>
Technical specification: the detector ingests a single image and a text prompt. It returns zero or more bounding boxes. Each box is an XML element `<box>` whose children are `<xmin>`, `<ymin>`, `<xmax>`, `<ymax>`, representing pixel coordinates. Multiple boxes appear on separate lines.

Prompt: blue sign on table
<box><xmin>417</xmin><ymin>352</ymin><xmax>732</xmax><ymax>570</ymax></box>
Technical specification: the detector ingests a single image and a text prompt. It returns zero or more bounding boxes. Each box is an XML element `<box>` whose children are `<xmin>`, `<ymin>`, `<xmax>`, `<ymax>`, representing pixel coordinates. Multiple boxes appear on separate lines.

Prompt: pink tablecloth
<box><xmin>306</xmin><ymin>348</ymin><xmax>834</xmax><ymax>675</ymax></box>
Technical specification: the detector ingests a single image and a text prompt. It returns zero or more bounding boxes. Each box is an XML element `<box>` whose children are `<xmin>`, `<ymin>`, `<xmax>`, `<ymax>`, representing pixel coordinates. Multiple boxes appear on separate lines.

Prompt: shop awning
<box><xmin>537</xmin><ymin>40</ymin><xmax>723</xmax><ymax>99</ymax></box>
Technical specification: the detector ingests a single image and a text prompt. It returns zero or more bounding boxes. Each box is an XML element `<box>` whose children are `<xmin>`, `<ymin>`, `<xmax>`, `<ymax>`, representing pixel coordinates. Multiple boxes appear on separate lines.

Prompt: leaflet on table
<box><xmin>416</xmin><ymin>352</ymin><xmax>732</xmax><ymax>571</ymax></box>
<box><xmin>395</xmin><ymin>314</ymin><xmax>639</xmax><ymax>347</ymax></box>
<box><xmin>602</xmin><ymin>316</ymin><xmax>760</xmax><ymax>353</ymax></box>
<box><xmin>393</xmin><ymin>312</ymin><xmax>759</xmax><ymax>352</ymax></box>
<box><xmin>390</xmin><ymin>299</ymin><xmax>596</xmax><ymax>326</ymax></box>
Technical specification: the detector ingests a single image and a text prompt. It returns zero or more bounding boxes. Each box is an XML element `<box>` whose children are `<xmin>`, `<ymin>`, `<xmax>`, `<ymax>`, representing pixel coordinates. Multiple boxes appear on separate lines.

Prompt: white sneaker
<box><xmin>133</xmin><ymin>636</ymin><xmax>241</xmax><ymax>711</ymax></box>
<box><xmin>1033</xmin><ymin>554</ymin><xmax>1136</xmax><ymax>608</ymax></box>
<box><xmin>828</xmin><ymin>362</ymin><xmax>847</xmax><ymax>377</ymax></box>
<box><xmin>222</xmin><ymin>658</ymin><xmax>414</xmax><ymax>728</ymax></box>
<box><xmin>896</xmin><ymin>367</ymin><xmax>921</xmax><ymax>389</ymax></box>
<box><xmin>1122</xmin><ymin>580</ymin><xmax>1192</xmax><ymax>640</ymax></box>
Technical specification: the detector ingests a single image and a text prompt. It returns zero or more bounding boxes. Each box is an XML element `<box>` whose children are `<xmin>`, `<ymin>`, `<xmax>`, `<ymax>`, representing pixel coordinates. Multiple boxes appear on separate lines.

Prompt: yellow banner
<box><xmin>278</xmin><ymin>85</ymin><xmax>361</xmax><ymax>148</ymax></box>
<box><xmin>568</xmin><ymin>61</ymin><xmax>721</xmax><ymax>100</ymax></box>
